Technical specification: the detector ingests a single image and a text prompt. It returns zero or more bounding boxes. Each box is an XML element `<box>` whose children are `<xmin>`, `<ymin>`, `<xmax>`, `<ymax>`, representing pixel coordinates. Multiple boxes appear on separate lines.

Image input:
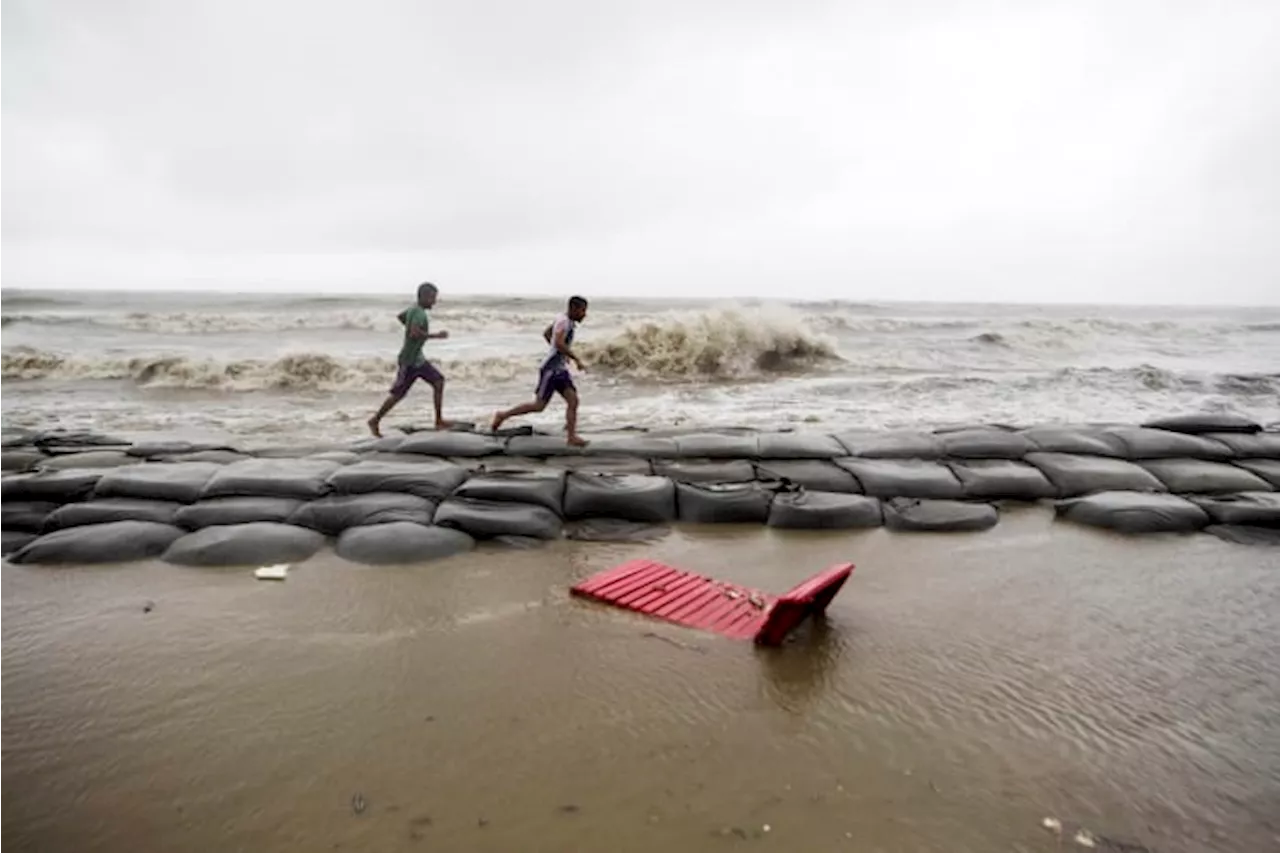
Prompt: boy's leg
<box><xmin>491</xmin><ymin>368</ymin><xmax>554</xmax><ymax>431</ymax></box>
<box><xmin>368</xmin><ymin>364</ymin><xmax>414</xmax><ymax>437</ymax></box>
<box><xmin>422</xmin><ymin>362</ymin><xmax>454</xmax><ymax>430</ymax></box>
<box><xmin>559</xmin><ymin>385</ymin><xmax>587</xmax><ymax>447</ymax></box>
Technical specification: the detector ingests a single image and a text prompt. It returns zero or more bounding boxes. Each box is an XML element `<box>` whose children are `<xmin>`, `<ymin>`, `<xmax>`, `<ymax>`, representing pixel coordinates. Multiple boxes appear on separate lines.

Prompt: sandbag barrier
<box><xmin>3</xmin><ymin>415</ymin><xmax>1280</xmax><ymax>564</ymax></box>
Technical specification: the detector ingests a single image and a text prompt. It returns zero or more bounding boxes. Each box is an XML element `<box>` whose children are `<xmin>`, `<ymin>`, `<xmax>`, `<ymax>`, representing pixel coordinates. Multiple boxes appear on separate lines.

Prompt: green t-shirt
<box><xmin>398</xmin><ymin>305</ymin><xmax>430</xmax><ymax>366</ymax></box>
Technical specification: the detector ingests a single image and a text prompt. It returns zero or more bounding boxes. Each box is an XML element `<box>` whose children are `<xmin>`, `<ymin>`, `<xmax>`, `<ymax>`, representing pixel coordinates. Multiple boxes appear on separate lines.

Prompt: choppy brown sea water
<box><xmin>4</xmin><ymin>507</ymin><xmax>1279</xmax><ymax>852</ymax></box>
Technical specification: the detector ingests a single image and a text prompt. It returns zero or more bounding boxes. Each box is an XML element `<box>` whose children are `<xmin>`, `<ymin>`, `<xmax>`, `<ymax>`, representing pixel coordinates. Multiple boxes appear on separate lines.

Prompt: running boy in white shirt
<box><xmin>490</xmin><ymin>295</ymin><xmax>589</xmax><ymax>446</ymax></box>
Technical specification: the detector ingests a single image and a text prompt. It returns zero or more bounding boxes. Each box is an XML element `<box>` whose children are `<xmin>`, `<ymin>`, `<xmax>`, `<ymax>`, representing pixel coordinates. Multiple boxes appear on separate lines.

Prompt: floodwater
<box><xmin>4</xmin><ymin>507</ymin><xmax>1278</xmax><ymax>853</ymax></box>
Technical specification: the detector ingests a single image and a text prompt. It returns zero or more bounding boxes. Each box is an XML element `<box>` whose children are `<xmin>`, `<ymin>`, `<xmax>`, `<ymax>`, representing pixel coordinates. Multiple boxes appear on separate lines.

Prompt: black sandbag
<box><xmin>165</xmin><ymin>449</ymin><xmax>251</xmax><ymax>465</ymax></box>
<box><xmin>653</xmin><ymin>458</ymin><xmax>756</xmax><ymax>484</ymax></box>
<box><xmin>309</xmin><ymin>450</ymin><xmax>361</xmax><ymax>465</ymax></box>
<box><xmin>335</xmin><ymin>522</ymin><xmax>475</xmax><ymax>565</ymax></box>
<box><xmin>834</xmin><ymin>458</ymin><xmax>963</xmax><ymax>499</ymax></box>
<box><xmin>1189</xmin><ymin>493</ymin><xmax>1280</xmax><ymax>527</ymax></box>
<box><xmin>753</xmin><ymin>459</ymin><xmax>862</xmax><ymax>493</ymax></box>
<box><xmin>676</xmin><ymin>482</ymin><xmax>774</xmax><ymax>523</ymax></box>
<box><xmin>43</xmin><ymin>498</ymin><xmax>182</xmax><ymax>531</ymax></box>
<box><xmin>472</xmin><ymin>457</ymin><xmax>547</xmax><ymax>473</ymax></box>
<box><xmin>562</xmin><ymin>473</ymin><xmax>677</xmax><ymax>522</ymax></box>
<box><xmin>243</xmin><ymin>443</ymin><xmax>350</xmax><ymax>459</ymax></box>
<box><xmin>126</xmin><ymin>440</ymin><xmax>236</xmax><ymax>458</ymax></box>
<box><xmin>1102</xmin><ymin>427</ymin><xmax>1232</xmax><ymax>460</ymax></box>
<box><xmin>174</xmin><ymin>497</ymin><xmax>305</xmax><ymax>529</ymax></box>
<box><xmin>504</xmin><ymin>434</ymin><xmax>593</xmax><ymax>457</ymax></box>
<box><xmin>433</xmin><ymin>498</ymin><xmax>562</xmax><ymax>540</ymax></box>
<box><xmin>1055</xmin><ymin>491</ymin><xmax>1209</xmax><ymax>533</ymax></box>
<box><xmin>1234</xmin><ymin>459</ymin><xmax>1280</xmax><ymax>488</ymax></box>
<box><xmin>1024</xmin><ymin>453</ymin><xmax>1165</xmax><ymax>497</ymax></box>
<box><xmin>756</xmin><ymin>432</ymin><xmax>846</xmax><ymax>459</ymax></box>
<box><xmin>947</xmin><ymin>460</ymin><xmax>1057</xmax><ymax>500</ymax></box>
<box><xmin>1137</xmin><ymin>459</ymin><xmax>1272</xmax><ymax>495</ymax></box>
<box><xmin>1203</xmin><ymin>432</ymin><xmax>1280</xmax><ymax>458</ymax></box>
<box><xmin>1017</xmin><ymin>426</ymin><xmax>1125</xmax><ymax>457</ymax></box>
<box><xmin>2</xmin><ymin>450</ymin><xmax>46</xmax><ymax>472</ymax></box>
<box><xmin>883</xmin><ymin>498</ymin><xmax>998</xmax><ymax>532</ymax></box>
<box><xmin>937</xmin><ymin>428</ymin><xmax>1034</xmax><ymax>460</ymax></box>
<box><xmin>398</xmin><ymin>431</ymin><xmax>503</xmax><ymax>458</ymax></box>
<box><xmin>32</xmin><ymin>430</ymin><xmax>131</xmax><ymax>449</ymax></box>
<box><xmin>542</xmin><ymin>455</ymin><xmax>654</xmax><ymax>475</ymax></box>
<box><xmin>834</xmin><ymin>430</ymin><xmax>943</xmax><ymax>459</ymax></box>
<box><xmin>328</xmin><ymin>459</ymin><xmax>468</xmax><ymax>501</ymax></box>
<box><xmin>673</xmin><ymin>433</ymin><xmax>760</xmax><ymax>458</ymax></box>
<box><xmin>453</xmin><ymin>469</ymin><xmax>565</xmax><ymax>513</ymax></box>
<box><xmin>366</xmin><ymin>434</ymin><xmax>408</xmax><ymax>453</ymax></box>
<box><xmin>1</xmin><ymin>428</ymin><xmax>38</xmax><ymax>449</ymax></box>
<box><xmin>766</xmin><ymin>491</ymin><xmax>882</xmax><ymax>529</ymax></box>
<box><xmin>1142</xmin><ymin>413</ymin><xmax>1261</xmax><ymax>435</ymax></box>
<box><xmin>2</xmin><ymin>531</ymin><xmax>36</xmax><ymax>556</ymax></box>
<box><xmin>2</xmin><ymin>501</ymin><xmax>60</xmax><ymax>533</ymax></box>
<box><xmin>94</xmin><ymin>461</ymin><xmax>221</xmax><ymax>503</ymax></box>
<box><xmin>288</xmin><ymin>493</ymin><xmax>436</xmax><ymax>536</ymax></box>
<box><xmin>162</xmin><ymin>522</ymin><xmax>326</xmax><ymax>567</ymax></box>
<box><xmin>38</xmin><ymin>450</ymin><xmax>141</xmax><ymax>471</ymax></box>
<box><xmin>10</xmin><ymin>521</ymin><xmax>186</xmax><ymax>565</ymax></box>
<box><xmin>582</xmin><ymin>435</ymin><xmax>680</xmax><ymax>458</ymax></box>
<box><xmin>563</xmin><ymin>518</ymin><xmax>672</xmax><ymax>542</ymax></box>
<box><xmin>200</xmin><ymin>458</ymin><xmax>340</xmax><ymax>500</ymax></box>
<box><xmin>1204</xmin><ymin>525</ymin><xmax>1280</xmax><ymax>546</ymax></box>
<box><xmin>2</xmin><ymin>469</ymin><xmax>104</xmax><ymax>503</ymax></box>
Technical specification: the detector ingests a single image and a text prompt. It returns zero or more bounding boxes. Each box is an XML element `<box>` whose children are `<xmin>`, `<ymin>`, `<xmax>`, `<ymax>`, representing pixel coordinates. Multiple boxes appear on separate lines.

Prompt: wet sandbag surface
<box><xmin>1204</xmin><ymin>525</ymin><xmax>1280</xmax><ymax>546</ymax></box>
<box><xmin>2</xmin><ymin>531</ymin><xmax>37</xmax><ymax>555</ymax></box>
<box><xmin>563</xmin><ymin>518</ymin><xmax>672</xmax><ymax>542</ymax></box>
<box><xmin>328</xmin><ymin>459</ymin><xmax>468</xmax><ymax>501</ymax></box>
<box><xmin>398</xmin><ymin>431</ymin><xmax>503</xmax><ymax>458</ymax></box>
<box><xmin>3</xmin><ymin>501</ymin><xmax>60</xmax><ymax>533</ymax></box>
<box><xmin>753</xmin><ymin>459</ymin><xmax>862</xmax><ymax>493</ymax></box>
<box><xmin>653</xmin><ymin>459</ymin><xmax>756</xmax><ymax>484</ymax></box>
<box><xmin>174</xmin><ymin>497</ymin><xmax>305</xmax><ymax>529</ymax></box>
<box><xmin>10</xmin><ymin>521</ymin><xmax>185</xmax><ymax>565</ymax></box>
<box><xmin>43</xmin><ymin>498</ymin><xmax>183</xmax><ymax>531</ymax></box>
<box><xmin>1137</xmin><ymin>459</ymin><xmax>1273</xmax><ymax>494</ymax></box>
<box><xmin>1234</xmin><ymin>459</ymin><xmax>1280</xmax><ymax>488</ymax></box>
<box><xmin>1102</xmin><ymin>427</ymin><xmax>1232</xmax><ymax>460</ymax></box>
<box><xmin>936</xmin><ymin>428</ymin><xmax>1034</xmax><ymax>459</ymax></box>
<box><xmin>1017</xmin><ymin>426</ymin><xmax>1124</xmax><ymax>457</ymax></box>
<box><xmin>1024</xmin><ymin>453</ymin><xmax>1165</xmax><ymax>497</ymax></box>
<box><xmin>1056</xmin><ymin>491</ymin><xmax>1210</xmax><ymax>534</ymax></box>
<box><xmin>675</xmin><ymin>482</ymin><xmax>774</xmax><ymax>524</ymax></box>
<box><xmin>94</xmin><ymin>461</ymin><xmax>221</xmax><ymax>503</ymax></box>
<box><xmin>563</xmin><ymin>473</ymin><xmax>676</xmax><ymax>522</ymax></box>
<box><xmin>2</xmin><ymin>450</ymin><xmax>46</xmax><ymax>473</ymax></box>
<box><xmin>673</xmin><ymin>433</ymin><xmax>760</xmax><ymax>459</ymax></box>
<box><xmin>1202</xmin><ymin>432</ymin><xmax>1280</xmax><ymax>458</ymax></box>
<box><xmin>767</xmin><ymin>491</ymin><xmax>883</xmax><ymax>529</ymax></box>
<box><xmin>883</xmin><ymin>498</ymin><xmax>998</xmax><ymax>532</ymax></box>
<box><xmin>336</xmin><ymin>522</ymin><xmax>475</xmax><ymax>565</ymax></box>
<box><xmin>541</xmin><ymin>455</ymin><xmax>654</xmax><ymax>475</ymax></box>
<box><xmin>162</xmin><ymin>522</ymin><xmax>327</xmax><ymax>567</ymax></box>
<box><xmin>433</xmin><ymin>498</ymin><xmax>563</xmax><ymax>540</ymax></box>
<box><xmin>1142</xmin><ymin>413</ymin><xmax>1261</xmax><ymax>434</ymax></box>
<box><xmin>835</xmin><ymin>430</ymin><xmax>943</xmax><ymax>459</ymax></box>
<box><xmin>453</xmin><ymin>469</ymin><xmax>566</xmax><ymax>513</ymax></box>
<box><xmin>755</xmin><ymin>432</ymin><xmax>845</xmax><ymax>459</ymax></box>
<box><xmin>288</xmin><ymin>493</ymin><xmax>436</xmax><ymax>536</ymax></box>
<box><xmin>1189</xmin><ymin>493</ymin><xmax>1280</xmax><ymax>527</ymax></box>
<box><xmin>947</xmin><ymin>460</ymin><xmax>1059</xmax><ymax>500</ymax></box>
<box><xmin>3</xmin><ymin>469</ymin><xmax>104</xmax><ymax>504</ymax></box>
<box><xmin>835</xmin><ymin>458</ymin><xmax>963</xmax><ymax>499</ymax></box>
<box><xmin>200</xmin><ymin>459</ymin><xmax>340</xmax><ymax>500</ymax></box>
<box><xmin>36</xmin><ymin>450</ymin><xmax>141</xmax><ymax>471</ymax></box>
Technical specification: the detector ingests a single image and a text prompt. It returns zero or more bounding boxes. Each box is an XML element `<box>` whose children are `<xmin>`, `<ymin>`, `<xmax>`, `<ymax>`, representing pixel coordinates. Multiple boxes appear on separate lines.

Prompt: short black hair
<box><xmin>568</xmin><ymin>295</ymin><xmax>588</xmax><ymax>310</ymax></box>
<box><xmin>418</xmin><ymin>282</ymin><xmax>438</xmax><ymax>297</ymax></box>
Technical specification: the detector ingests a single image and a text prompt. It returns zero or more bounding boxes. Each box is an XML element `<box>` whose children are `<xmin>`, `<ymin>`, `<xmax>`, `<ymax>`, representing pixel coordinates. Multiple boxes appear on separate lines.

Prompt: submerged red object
<box><xmin>570</xmin><ymin>559</ymin><xmax>854</xmax><ymax>646</ymax></box>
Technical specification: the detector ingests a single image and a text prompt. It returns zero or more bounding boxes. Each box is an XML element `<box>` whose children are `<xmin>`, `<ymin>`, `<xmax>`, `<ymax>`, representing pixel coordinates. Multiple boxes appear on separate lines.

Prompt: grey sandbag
<box><xmin>1203</xmin><ymin>432</ymin><xmax>1280</xmax><ymax>458</ymax></box>
<box><xmin>937</xmin><ymin>428</ymin><xmax>1034</xmax><ymax>460</ymax></box>
<box><xmin>753</xmin><ymin>459</ymin><xmax>862</xmax><ymax>493</ymax></box>
<box><xmin>33</xmin><ymin>430</ymin><xmax>130</xmax><ymax>449</ymax></box>
<box><xmin>653</xmin><ymin>458</ymin><xmax>756</xmax><ymax>484</ymax></box>
<box><xmin>308</xmin><ymin>450</ymin><xmax>361</xmax><ymax>464</ymax></box>
<box><xmin>242</xmin><ymin>442</ymin><xmax>349</xmax><ymax>458</ymax></box>
<box><xmin>3</xmin><ymin>501</ymin><xmax>60</xmax><ymax>533</ymax></box>
<box><xmin>504</xmin><ymin>434</ymin><xmax>597</xmax><ymax>457</ymax></box>
<box><xmin>1024</xmin><ymin>452</ymin><xmax>1165</xmax><ymax>497</ymax></box>
<box><xmin>336</xmin><ymin>522</ymin><xmax>475</xmax><ymax>565</ymax></box>
<box><xmin>834</xmin><ymin>458</ymin><xmax>963</xmax><ymax>499</ymax></box>
<box><xmin>162</xmin><ymin>522</ymin><xmax>326</xmax><ymax>567</ymax></box>
<box><xmin>2</xmin><ymin>450</ymin><xmax>46</xmax><ymax>472</ymax></box>
<box><xmin>398</xmin><ymin>431</ymin><xmax>503</xmax><ymax>458</ymax></box>
<box><xmin>200</xmin><ymin>458</ymin><xmax>340</xmax><ymax>500</ymax></box>
<box><xmin>580</xmin><ymin>435</ymin><xmax>680</xmax><ymax>458</ymax></box>
<box><xmin>834</xmin><ymin>430</ymin><xmax>943</xmax><ymax>459</ymax></box>
<box><xmin>1189</xmin><ymin>493</ymin><xmax>1280</xmax><ymax>527</ymax></box>
<box><xmin>755</xmin><ymin>432</ymin><xmax>846</xmax><ymax>459</ymax></box>
<box><xmin>36</xmin><ymin>451</ymin><xmax>142</xmax><ymax>470</ymax></box>
<box><xmin>542</xmin><ymin>455</ymin><xmax>654</xmax><ymax>475</ymax></box>
<box><xmin>10</xmin><ymin>521</ymin><xmax>185</xmax><ymax>565</ymax></box>
<box><xmin>2</xmin><ymin>469</ymin><xmax>103</xmax><ymax>503</ymax></box>
<box><xmin>174</xmin><ymin>497</ymin><xmax>305</xmax><ymax>529</ymax></box>
<box><xmin>1142</xmin><ymin>413</ymin><xmax>1261</xmax><ymax>435</ymax></box>
<box><xmin>1204</xmin><ymin>525</ymin><xmax>1280</xmax><ymax>546</ymax></box>
<box><xmin>1137</xmin><ymin>459</ymin><xmax>1272</xmax><ymax>494</ymax></box>
<box><xmin>1234</xmin><ymin>459</ymin><xmax>1280</xmax><ymax>488</ymax></box>
<box><xmin>433</xmin><ymin>498</ymin><xmax>563</xmax><ymax>540</ymax></box>
<box><xmin>676</xmin><ymin>482</ymin><xmax>774</xmax><ymax>523</ymax></box>
<box><xmin>883</xmin><ymin>498</ymin><xmax>998</xmax><ymax>532</ymax></box>
<box><xmin>328</xmin><ymin>459</ymin><xmax>468</xmax><ymax>501</ymax></box>
<box><xmin>166</xmin><ymin>449</ymin><xmax>251</xmax><ymax>465</ymax></box>
<box><xmin>288</xmin><ymin>493</ymin><xmax>436</xmax><ymax>536</ymax></box>
<box><xmin>947</xmin><ymin>460</ymin><xmax>1057</xmax><ymax>500</ymax></box>
<box><xmin>94</xmin><ymin>461</ymin><xmax>221</xmax><ymax>503</ymax></box>
<box><xmin>1017</xmin><ymin>426</ymin><xmax>1125</xmax><ymax>457</ymax></box>
<box><xmin>43</xmin><ymin>498</ymin><xmax>182</xmax><ymax>531</ymax></box>
<box><xmin>562</xmin><ymin>473</ymin><xmax>677</xmax><ymax>522</ymax></box>
<box><xmin>766</xmin><ymin>491</ymin><xmax>882</xmax><ymax>529</ymax></box>
<box><xmin>2</xmin><ymin>531</ymin><xmax>36</xmax><ymax>556</ymax></box>
<box><xmin>564</xmin><ymin>518</ymin><xmax>672</xmax><ymax>542</ymax></box>
<box><xmin>1056</xmin><ymin>491</ymin><xmax>1209</xmax><ymax>533</ymax></box>
<box><xmin>1102</xmin><ymin>427</ymin><xmax>1232</xmax><ymax>460</ymax></box>
<box><xmin>673</xmin><ymin>433</ymin><xmax>760</xmax><ymax>458</ymax></box>
<box><xmin>125</xmin><ymin>440</ymin><xmax>236</xmax><ymax>458</ymax></box>
<box><xmin>453</xmin><ymin>469</ymin><xmax>566</xmax><ymax>513</ymax></box>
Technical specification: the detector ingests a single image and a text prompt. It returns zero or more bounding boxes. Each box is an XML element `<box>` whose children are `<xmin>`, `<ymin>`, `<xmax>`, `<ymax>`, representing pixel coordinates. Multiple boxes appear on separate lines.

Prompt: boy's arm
<box><xmin>542</xmin><ymin>323</ymin><xmax>553</xmax><ymax>343</ymax></box>
<box><xmin>396</xmin><ymin>309</ymin><xmax>409</xmax><ymax>326</ymax></box>
<box><xmin>552</xmin><ymin>323</ymin><xmax>583</xmax><ymax>368</ymax></box>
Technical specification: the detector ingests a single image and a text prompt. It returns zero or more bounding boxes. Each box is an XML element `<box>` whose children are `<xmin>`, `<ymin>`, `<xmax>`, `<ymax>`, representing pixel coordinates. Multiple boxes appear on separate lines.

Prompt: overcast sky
<box><xmin>3</xmin><ymin>0</ymin><xmax>1278</xmax><ymax>303</ymax></box>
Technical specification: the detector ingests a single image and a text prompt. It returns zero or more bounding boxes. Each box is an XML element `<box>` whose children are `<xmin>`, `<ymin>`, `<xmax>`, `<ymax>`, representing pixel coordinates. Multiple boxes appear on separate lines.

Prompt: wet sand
<box><xmin>4</xmin><ymin>506</ymin><xmax>1278</xmax><ymax>853</ymax></box>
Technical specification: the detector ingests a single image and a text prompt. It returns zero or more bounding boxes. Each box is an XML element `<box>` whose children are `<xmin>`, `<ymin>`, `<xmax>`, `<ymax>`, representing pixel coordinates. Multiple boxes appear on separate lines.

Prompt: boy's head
<box><xmin>417</xmin><ymin>282</ymin><xmax>438</xmax><ymax>308</ymax></box>
<box><xmin>567</xmin><ymin>295</ymin><xmax>588</xmax><ymax>322</ymax></box>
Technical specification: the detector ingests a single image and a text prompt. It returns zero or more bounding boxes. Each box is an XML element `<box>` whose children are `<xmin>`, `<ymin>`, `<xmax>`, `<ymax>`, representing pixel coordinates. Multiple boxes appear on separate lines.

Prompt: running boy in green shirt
<box><xmin>367</xmin><ymin>282</ymin><xmax>453</xmax><ymax>437</ymax></box>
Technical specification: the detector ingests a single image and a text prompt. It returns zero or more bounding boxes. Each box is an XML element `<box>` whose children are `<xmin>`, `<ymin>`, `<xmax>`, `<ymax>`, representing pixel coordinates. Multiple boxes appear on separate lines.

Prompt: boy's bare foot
<box><xmin>435</xmin><ymin>419</ymin><xmax>456</xmax><ymax>430</ymax></box>
<box><xmin>490</xmin><ymin>412</ymin><xmax>506</xmax><ymax>432</ymax></box>
<box><xmin>367</xmin><ymin>417</ymin><xmax>382</xmax><ymax>438</ymax></box>
<box><xmin>566</xmin><ymin>435</ymin><xmax>588</xmax><ymax>447</ymax></box>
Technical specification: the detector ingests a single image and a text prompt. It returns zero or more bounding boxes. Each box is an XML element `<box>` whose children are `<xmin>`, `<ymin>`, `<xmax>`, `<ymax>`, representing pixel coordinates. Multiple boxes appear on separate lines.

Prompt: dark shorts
<box><xmin>388</xmin><ymin>361</ymin><xmax>444</xmax><ymax>397</ymax></box>
<box><xmin>536</xmin><ymin>367</ymin><xmax>575</xmax><ymax>403</ymax></box>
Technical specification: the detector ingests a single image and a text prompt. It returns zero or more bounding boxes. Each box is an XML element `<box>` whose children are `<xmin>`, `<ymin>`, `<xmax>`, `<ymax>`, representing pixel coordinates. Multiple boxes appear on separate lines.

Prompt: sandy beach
<box><xmin>4</xmin><ymin>506</ymin><xmax>1277</xmax><ymax>853</ymax></box>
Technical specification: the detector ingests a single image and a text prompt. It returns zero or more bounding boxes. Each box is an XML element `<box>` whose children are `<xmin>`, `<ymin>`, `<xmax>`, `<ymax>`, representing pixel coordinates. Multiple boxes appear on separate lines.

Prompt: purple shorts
<box><xmin>388</xmin><ymin>361</ymin><xmax>444</xmax><ymax>397</ymax></box>
<box><xmin>536</xmin><ymin>367</ymin><xmax>575</xmax><ymax>403</ymax></box>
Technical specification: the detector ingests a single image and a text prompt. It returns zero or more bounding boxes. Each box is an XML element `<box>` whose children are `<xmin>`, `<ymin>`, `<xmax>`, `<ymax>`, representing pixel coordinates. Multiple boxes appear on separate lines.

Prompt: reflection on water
<box><xmin>3</xmin><ymin>510</ymin><xmax>1278</xmax><ymax>853</ymax></box>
